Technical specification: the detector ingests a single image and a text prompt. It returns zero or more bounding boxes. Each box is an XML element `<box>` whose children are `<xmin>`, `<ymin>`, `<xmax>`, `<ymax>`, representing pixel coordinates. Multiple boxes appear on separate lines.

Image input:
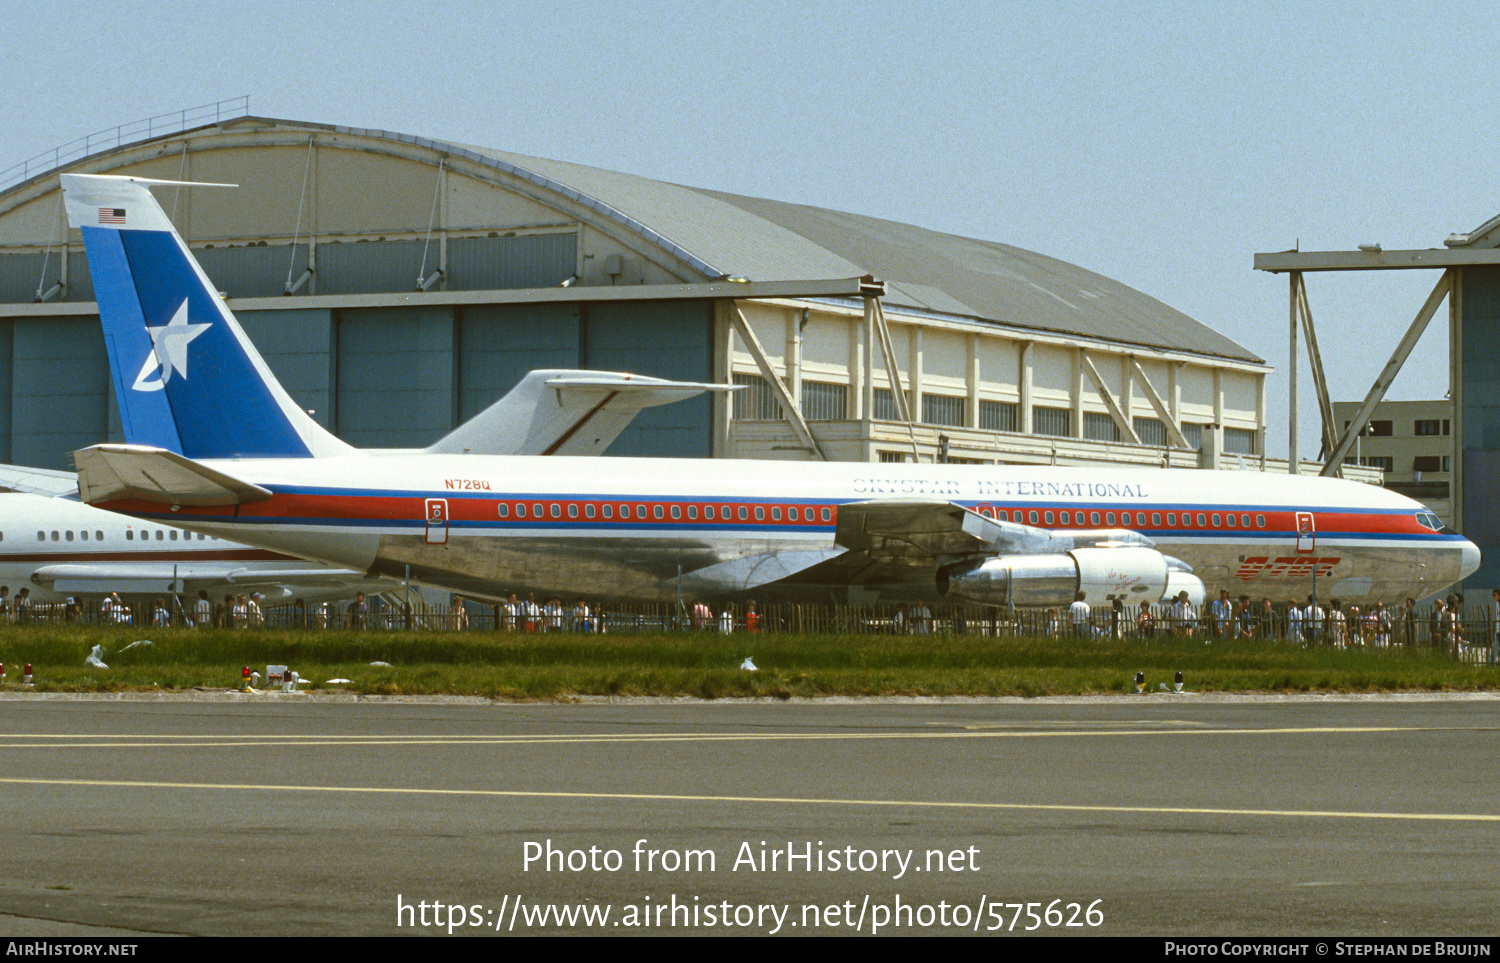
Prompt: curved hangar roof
<box><xmin>1</xmin><ymin>116</ymin><xmax>1260</xmax><ymax>364</ymax></box>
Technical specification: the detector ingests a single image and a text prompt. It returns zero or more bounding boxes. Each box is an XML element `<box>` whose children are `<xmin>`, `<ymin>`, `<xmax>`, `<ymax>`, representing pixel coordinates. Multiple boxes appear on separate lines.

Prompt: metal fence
<box><xmin>0</xmin><ymin>96</ymin><xmax>250</xmax><ymax>194</ymax></box>
<box><xmin>3</xmin><ymin>596</ymin><xmax>1497</xmax><ymax>661</ymax></box>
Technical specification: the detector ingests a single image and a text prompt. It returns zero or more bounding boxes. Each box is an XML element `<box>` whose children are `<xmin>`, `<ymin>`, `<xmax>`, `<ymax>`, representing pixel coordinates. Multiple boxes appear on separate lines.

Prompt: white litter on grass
<box><xmin>85</xmin><ymin>645</ymin><xmax>108</xmax><ymax>669</ymax></box>
<box><xmin>740</xmin><ymin>657</ymin><xmax>757</xmax><ymax>671</ymax></box>
<box><xmin>325</xmin><ymin>678</ymin><xmax>352</xmax><ymax>684</ymax></box>
<box><xmin>369</xmin><ymin>661</ymin><xmax>393</xmax><ymax>667</ymax></box>
<box><xmin>121</xmin><ymin>640</ymin><xmax>153</xmax><ymax>651</ymax></box>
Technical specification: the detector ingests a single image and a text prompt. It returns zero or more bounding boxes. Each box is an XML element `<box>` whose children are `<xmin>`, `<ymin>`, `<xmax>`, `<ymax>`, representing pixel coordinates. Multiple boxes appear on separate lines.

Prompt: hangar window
<box><xmin>497</xmin><ymin>504</ymin><xmax>509</xmax><ymax>518</ymax></box>
<box><xmin>1133</xmin><ymin>417</ymin><xmax>1166</xmax><ymax>447</ymax></box>
<box><xmin>1033</xmin><ymin>406</ymin><xmax>1072</xmax><ymax>438</ymax></box>
<box><xmin>1084</xmin><ymin>412</ymin><xmax>1120</xmax><ymax>442</ymax></box>
<box><xmin>922</xmin><ymin>394</ymin><xmax>966</xmax><ymax>427</ymax></box>
<box><xmin>979</xmin><ymin>400</ymin><xmax>1019</xmax><ymax>432</ymax></box>
<box><xmin>733</xmin><ymin>374</ymin><xmax>783</xmax><ymax>420</ymax></box>
<box><xmin>801</xmin><ymin>381</ymin><xmax>848</xmax><ymax>421</ymax></box>
<box><xmin>1224</xmin><ymin>428</ymin><xmax>1257</xmax><ymax>455</ymax></box>
<box><xmin>873</xmin><ymin>389</ymin><xmax>899</xmax><ymax>421</ymax></box>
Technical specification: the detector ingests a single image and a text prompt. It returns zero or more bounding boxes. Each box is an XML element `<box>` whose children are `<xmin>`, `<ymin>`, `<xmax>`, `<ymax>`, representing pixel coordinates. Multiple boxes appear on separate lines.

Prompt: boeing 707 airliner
<box><xmin>59</xmin><ymin>174</ymin><xmax>1479</xmax><ymax>607</ymax></box>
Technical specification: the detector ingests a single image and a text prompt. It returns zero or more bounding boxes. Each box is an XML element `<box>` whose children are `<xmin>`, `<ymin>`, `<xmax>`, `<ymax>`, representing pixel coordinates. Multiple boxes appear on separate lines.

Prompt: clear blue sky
<box><xmin>4</xmin><ymin>0</ymin><xmax>1496</xmax><ymax>458</ymax></box>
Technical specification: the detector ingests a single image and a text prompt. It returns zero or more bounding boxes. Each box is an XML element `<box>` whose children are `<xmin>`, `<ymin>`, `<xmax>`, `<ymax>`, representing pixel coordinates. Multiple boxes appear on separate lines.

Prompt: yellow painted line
<box><xmin>0</xmin><ymin>725</ymin><xmax>1482</xmax><ymax>750</ymax></box>
<box><xmin>0</xmin><ymin>775</ymin><xmax>1496</xmax><ymax>824</ymax></box>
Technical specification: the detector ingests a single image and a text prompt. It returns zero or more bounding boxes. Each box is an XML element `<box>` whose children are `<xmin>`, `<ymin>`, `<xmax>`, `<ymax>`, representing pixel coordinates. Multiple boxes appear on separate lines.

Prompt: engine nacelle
<box><xmin>938</xmin><ymin>547</ymin><xmax>1171</xmax><ymax>607</ymax></box>
<box><xmin>1164</xmin><ymin>568</ymin><xmax>1205</xmax><ymax>606</ymax></box>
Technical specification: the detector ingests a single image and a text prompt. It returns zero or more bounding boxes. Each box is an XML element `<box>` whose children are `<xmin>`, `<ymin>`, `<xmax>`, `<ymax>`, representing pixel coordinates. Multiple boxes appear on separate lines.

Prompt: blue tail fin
<box><xmin>61</xmin><ymin>174</ymin><xmax>350</xmax><ymax>459</ymax></box>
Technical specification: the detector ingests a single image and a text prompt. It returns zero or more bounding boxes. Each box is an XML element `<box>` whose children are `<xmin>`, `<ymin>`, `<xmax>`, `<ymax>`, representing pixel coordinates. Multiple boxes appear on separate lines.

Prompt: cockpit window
<box><xmin>1416</xmin><ymin>511</ymin><xmax>1444</xmax><ymax>532</ymax></box>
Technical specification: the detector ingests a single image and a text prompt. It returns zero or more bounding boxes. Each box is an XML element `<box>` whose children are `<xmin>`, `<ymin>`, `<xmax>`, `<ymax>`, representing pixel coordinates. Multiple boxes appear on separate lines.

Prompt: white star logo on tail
<box><xmin>131</xmin><ymin>300</ymin><xmax>211</xmax><ymax>392</ymax></box>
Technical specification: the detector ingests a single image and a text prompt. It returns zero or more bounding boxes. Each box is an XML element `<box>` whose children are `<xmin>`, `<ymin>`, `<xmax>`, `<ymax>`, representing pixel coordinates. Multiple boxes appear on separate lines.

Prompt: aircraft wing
<box><xmin>426</xmin><ymin>369</ymin><xmax>738</xmax><ymax>456</ymax></box>
<box><xmin>776</xmin><ymin>499</ymin><xmax>1156</xmax><ymax>587</ymax></box>
<box><xmin>0</xmin><ymin>463</ymin><xmax>79</xmax><ymax>497</ymax></box>
<box><xmin>73</xmin><ymin>444</ymin><xmax>272</xmax><ymax>507</ymax></box>
<box><xmin>832</xmin><ymin>499</ymin><xmax>1052</xmax><ymax>560</ymax></box>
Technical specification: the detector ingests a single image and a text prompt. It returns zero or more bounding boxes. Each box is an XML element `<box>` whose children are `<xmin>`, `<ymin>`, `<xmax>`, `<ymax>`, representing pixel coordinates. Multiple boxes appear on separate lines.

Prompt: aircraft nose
<box><xmin>1461</xmin><ymin>538</ymin><xmax>1482</xmax><ymax>580</ymax></box>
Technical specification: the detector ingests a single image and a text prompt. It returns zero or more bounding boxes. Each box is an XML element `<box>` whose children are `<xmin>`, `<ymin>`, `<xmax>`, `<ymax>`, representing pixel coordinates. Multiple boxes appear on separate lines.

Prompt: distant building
<box><xmin>0</xmin><ymin>111</ymin><xmax>1279</xmax><ymax>473</ymax></box>
<box><xmin>1332</xmin><ymin>400</ymin><xmax>1453</xmax><ymax>526</ymax></box>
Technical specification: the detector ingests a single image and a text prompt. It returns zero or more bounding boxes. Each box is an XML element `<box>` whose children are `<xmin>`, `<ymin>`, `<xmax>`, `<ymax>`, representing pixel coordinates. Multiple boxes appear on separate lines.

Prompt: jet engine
<box><xmin>937</xmin><ymin>547</ymin><xmax>1193</xmax><ymax>607</ymax></box>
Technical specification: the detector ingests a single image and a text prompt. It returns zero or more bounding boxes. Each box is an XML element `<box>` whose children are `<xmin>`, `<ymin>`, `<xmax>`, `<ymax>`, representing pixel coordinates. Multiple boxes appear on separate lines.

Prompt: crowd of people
<box><xmin>1042</xmin><ymin>587</ymin><xmax>1493</xmax><ymax>654</ymax></box>
<box><xmin>0</xmin><ymin>583</ymin><xmax>1493</xmax><ymax>655</ymax></box>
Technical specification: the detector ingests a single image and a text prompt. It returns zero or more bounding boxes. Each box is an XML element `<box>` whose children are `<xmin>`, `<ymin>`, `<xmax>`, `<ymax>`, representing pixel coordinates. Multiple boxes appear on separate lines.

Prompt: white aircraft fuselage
<box><xmin>87</xmin><ymin>454</ymin><xmax>1476</xmax><ymax>606</ymax></box>
<box><xmin>0</xmin><ymin>492</ymin><xmax>384</xmax><ymax>602</ymax></box>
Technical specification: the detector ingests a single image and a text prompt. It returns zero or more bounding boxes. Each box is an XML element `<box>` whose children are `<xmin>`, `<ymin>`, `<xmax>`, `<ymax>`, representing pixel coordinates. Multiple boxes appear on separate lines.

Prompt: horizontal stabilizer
<box><xmin>73</xmin><ymin>444</ymin><xmax>272</xmax><ymax>507</ymax></box>
<box><xmin>427</xmin><ymin>369</ymin><xmax>738</xmax><ymax>456</ymax></box>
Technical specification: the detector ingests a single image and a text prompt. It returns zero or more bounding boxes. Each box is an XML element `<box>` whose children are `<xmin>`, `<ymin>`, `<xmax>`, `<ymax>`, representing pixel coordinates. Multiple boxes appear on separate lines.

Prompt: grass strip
<box><xmin>0</xmin><ymin>626</ymin><xmax>1494</xmax><ymax>700</ymax></box>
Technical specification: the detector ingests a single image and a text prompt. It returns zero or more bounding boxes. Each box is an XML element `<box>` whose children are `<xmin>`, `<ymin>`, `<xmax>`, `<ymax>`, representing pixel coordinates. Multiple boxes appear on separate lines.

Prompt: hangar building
<box><xmin>0</xmin><ymin>111</ymin><xmax>1272</xmax><ymax>473</ymax></box>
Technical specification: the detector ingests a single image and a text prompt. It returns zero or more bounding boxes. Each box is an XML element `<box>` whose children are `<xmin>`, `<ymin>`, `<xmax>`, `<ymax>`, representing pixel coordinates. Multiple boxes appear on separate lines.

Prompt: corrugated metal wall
<box><xmin>238</xmin><ymin>308</ymin><xmax>334</xmax><ymax>430</ymax></box>
<box><xmin>195</xmin><ymin>245</ymin><xmax>310</xmax><ymax>299</ymax></box>
<box><xmin>458</xmin><ymin>303</ymin><xmax>579</xmax><ymax>422</ymax></box>
<box><xmin>584</xmin><ymin>301</ymin><xmax>712</xmax><ymax>458</ymax></box>
<box><xmin>11</xmin><ymin>317</ymin><xmax>107</xmax><ymax>469</ymax></box>
<box><xmin>447</xmin><ymin>235</ymin><xmax>576</xmax><ymax>290</ymax></box>
<box><xmin>336</xmin><ymin>306</ymin><xmax>455</xmax><ymax>448</ymax></box>
<box><xmin>0</xmin><ymin>295</ymin><xmax>715</xmax><ymax>469</ymax></box>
